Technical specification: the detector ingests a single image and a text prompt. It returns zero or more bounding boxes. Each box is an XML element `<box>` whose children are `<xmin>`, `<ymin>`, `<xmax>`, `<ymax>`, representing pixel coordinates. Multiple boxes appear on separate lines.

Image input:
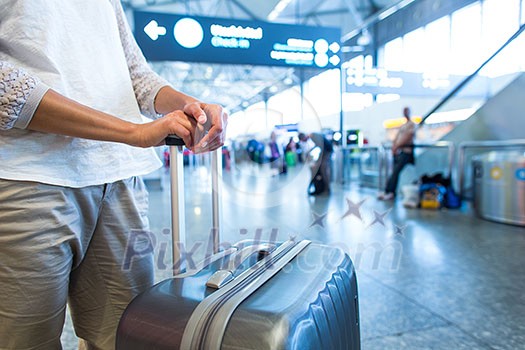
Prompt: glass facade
<box><xmin>344</xmin><ymin>0</ymin><xmax>525</xmax><ymax>111</ymax></box>
<box><xmin>380</xmin><ymin>0</ymin><xmax>523</xmax><ymax>77</ymax></box>
<box><xmin>229</xmin><ymin>0</ymin><xmax>525</xmax><ymax>135</ymax></box>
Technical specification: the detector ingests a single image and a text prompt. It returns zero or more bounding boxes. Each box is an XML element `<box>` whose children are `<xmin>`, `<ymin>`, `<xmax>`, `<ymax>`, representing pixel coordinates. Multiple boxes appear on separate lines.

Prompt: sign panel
<box><xmin>133</xmin><ymin>11</ymin><xmax>341</xmax><ymax>69</ymax></box>
<box><xmin>345</xmin><ymin>69</ymin><xmax>489</xmax><ymax>98</ymax></box>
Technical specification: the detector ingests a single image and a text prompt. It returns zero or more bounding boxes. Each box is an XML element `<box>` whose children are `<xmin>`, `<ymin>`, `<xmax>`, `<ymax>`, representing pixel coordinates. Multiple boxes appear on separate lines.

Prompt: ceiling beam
<box><xmin>341</xmin><ymin>0</ymin><xmax>364</xmax><ymax>26</ymax></box>
<box><xmin>225</xmin><ymin>0</ymin><xmax>236</xmax><ymax>17</ymax></box>
<box><xmin>367</xmin><ymin>0</ymin><xmax>381</xmax><ymax>14</ymax></box>
<box><xmin>282</xmin><ymin>8</ymin><xmax>351</xmax><ymax>20</ymax></box>
<box><xmin>229</xmin><ymin>0</ymin><xmax>261</xmax><ymax>20</ymax></box>
<box><xmin>341</xmin><ymin>0</ymin><xmax>418</xmax><ymax>43</ymax></box>
<box><xmin>296</xmin><ymin>0</ymin><xmax>326</xmax><ymax>24</ymax></box>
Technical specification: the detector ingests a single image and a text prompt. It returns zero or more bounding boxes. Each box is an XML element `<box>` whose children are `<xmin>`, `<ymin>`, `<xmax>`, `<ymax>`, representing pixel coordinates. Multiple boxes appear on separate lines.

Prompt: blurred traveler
<box><xmin>308</xmin><ymin>132</ymin><xmax>333</xmax><ymax>195</ymax></box>
<box><xmin>0</xmin><ymin>1</ymin><xmax>227</xmax><ymax>349</ymax></box>
<box><xmin>285</xmin><ymin>137</ymin><xmax>298</xmax><ymax>167</ymax></box>
<box><xmin>378</xmin><ymin>107</ymin><xmax>416</xmax><ymax>200</ymax></box>
<box><xmin>268</xmin><ymin>131</ymin><xmax>285</xmax><ymax>175</ymax></box>
<box><xmin>297</xmin><ymin>132</ymin><xmax>314</xmax><ymax>163</ymax></box>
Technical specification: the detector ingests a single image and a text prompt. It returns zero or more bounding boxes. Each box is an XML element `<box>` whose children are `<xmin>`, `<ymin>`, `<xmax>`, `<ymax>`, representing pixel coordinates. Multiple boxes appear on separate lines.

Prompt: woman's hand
<box><xmin>183</xmin><ymin>102</ymin><xmax>228</xmax><ymax>153</ymax></box>
<box><xmin>152</xmin><ymin>87</ymin><xmax>228</xmax><ymax>153</ymax></box>
<box><xmin>131</xmin><ymin>110</ymin><xmax>198</xmax><ymax>149</ymax></box>
<box><xmin>132</xmin><ymin>102</ymin><xmax>228</xmax><ymax>153</ymax></box>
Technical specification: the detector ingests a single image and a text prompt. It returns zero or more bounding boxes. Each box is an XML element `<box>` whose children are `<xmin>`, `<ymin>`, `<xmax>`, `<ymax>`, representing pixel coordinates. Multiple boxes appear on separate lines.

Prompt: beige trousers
<box><xmin>0</xmin><ymin>177</ymin><xmax>154</xmax><ymax>350</ymax></box>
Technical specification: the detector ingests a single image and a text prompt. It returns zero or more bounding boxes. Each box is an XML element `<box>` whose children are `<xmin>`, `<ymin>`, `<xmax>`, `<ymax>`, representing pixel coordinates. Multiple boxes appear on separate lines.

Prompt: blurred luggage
<box><xmin>401</xmin><ymin>183</ymin><xmax>420</xmax><ymax>208</ymax></box>
<box><xmin>418</xmin><ymin>172</ymin><xmax>460</xmax><ymax>209</ymax></box>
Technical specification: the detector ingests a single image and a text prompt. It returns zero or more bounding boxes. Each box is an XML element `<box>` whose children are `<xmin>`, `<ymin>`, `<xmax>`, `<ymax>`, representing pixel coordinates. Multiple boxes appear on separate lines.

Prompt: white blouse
<box><xmin>0</xmin><ymin>0</ymin><xmax>168</xmax><ymax>187</ymax></box>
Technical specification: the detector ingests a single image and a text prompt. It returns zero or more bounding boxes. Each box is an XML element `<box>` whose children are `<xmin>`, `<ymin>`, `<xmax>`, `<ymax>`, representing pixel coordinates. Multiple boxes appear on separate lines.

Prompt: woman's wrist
<box><xmin>154</xmin><ymin>86</ymin><xmax>200</xmax><ymax>115</ymax></box>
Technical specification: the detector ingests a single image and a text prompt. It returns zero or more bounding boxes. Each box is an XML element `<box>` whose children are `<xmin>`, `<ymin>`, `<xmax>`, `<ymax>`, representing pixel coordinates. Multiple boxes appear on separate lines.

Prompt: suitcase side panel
<box><xmin>221</xmin><ymin>244</ymin><xmax>360</xmax><ymax>350</ymax></box>
<box><xmin>116</xmin><ymin>260</ymin><xmax>223</xmax><ymax>350</ymax></box>
<box><xmin>291</xmin><ymin>253</ymin><xmax>360</xmax><ymax>350</ymax></box>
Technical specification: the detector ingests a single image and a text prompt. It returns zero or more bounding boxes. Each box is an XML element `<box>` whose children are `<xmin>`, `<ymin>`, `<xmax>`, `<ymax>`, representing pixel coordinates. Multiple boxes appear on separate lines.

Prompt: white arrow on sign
<box><xmin>144</xmin><ymin>20</ymin><xmax>166</xmax><ymax>41</ymax></box>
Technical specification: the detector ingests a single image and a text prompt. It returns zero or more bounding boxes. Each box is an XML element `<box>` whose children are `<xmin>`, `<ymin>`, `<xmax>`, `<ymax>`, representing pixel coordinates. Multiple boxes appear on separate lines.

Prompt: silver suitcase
<box><xmin>116</xmin><ymin>137</ymin><xmax>360</xmax><ymax>349</ymax></box>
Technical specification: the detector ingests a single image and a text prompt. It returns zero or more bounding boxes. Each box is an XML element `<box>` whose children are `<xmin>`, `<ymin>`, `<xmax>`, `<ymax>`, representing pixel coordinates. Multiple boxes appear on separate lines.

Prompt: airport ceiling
<box><xmin>122</xmin><ymin>0</ymin><xmax>402</xmax><ymax>113</ymax></box>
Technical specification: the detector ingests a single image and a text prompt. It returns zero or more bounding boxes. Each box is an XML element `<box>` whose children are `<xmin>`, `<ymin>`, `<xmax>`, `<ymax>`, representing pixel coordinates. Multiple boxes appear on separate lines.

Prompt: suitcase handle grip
<box><xmin>206</xmin><ymin>243</ymin><xmax>275</xmax><ymax>289</ymax></box>
<box><xmin>165</xmin><ymin>135</ymin><xmax>185</xmax><ymax>146</ymax></box>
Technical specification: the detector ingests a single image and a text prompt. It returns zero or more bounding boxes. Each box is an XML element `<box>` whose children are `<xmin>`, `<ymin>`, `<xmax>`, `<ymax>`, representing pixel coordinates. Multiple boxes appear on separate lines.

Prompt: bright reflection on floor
<box><xmin>411</xmin><ymin>230</ymin><xmax>444</xmax><ymax>266</ymax></box>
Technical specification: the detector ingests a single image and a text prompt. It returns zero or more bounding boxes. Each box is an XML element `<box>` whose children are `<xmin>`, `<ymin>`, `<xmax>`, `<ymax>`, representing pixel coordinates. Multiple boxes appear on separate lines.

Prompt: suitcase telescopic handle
<box><xmin>167</xmin><ymin>135</ymin><xmax>222</xmax><ymax>276</ymax></box>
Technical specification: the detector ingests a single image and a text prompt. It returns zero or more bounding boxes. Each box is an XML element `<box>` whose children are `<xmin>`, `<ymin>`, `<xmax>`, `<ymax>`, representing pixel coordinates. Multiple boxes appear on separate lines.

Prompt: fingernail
<box><xmin>198</xmin><ymin>114</ymin><xmax>207</xmax><ymax>124</ymax></box>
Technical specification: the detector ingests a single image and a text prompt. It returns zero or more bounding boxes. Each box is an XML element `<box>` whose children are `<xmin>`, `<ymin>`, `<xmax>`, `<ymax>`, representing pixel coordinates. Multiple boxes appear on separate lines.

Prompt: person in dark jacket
<box><xmin>308</xmin><ymin>132</ymin><xmax>333</xmax><ymax>195</ymax></box>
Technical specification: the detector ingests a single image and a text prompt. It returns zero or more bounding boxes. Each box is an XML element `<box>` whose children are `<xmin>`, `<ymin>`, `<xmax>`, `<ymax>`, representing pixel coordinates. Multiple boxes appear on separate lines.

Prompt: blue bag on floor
<box><xmin>444</xmin><ymin>185</ymin><xmax>461</xmax><ymax>209</ymax></box>
<box><xmin>419</xmin><ymin>173</ymin><xmax>460</xmax><ymax>209</ymax></box>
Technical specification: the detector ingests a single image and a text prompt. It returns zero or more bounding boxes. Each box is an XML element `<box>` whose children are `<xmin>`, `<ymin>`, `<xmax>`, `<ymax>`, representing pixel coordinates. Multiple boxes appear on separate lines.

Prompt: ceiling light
<box><xmin>268</xmin><ymin>0</ymin><xmax>293</xmax><ymax>21</ymax></box>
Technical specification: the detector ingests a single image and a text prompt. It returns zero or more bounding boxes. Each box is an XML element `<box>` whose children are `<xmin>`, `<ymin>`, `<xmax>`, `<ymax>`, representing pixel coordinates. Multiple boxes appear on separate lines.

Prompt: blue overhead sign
<box><xmin>133</xmin><ymin>11</ymin><xmax>341</xmax><ymax>69</ymax></box>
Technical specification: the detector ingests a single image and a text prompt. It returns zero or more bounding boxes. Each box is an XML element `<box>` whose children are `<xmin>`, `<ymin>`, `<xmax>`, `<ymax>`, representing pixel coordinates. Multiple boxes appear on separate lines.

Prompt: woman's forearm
<box><xmin>154</xmin><ymin>86</ymin><xmax>200</xmax><ymax>115</ymax></box>
<box><xmin>28</xmin><ymin>89</ymin><xmax>139</xmax><ymax>145</ymax></box>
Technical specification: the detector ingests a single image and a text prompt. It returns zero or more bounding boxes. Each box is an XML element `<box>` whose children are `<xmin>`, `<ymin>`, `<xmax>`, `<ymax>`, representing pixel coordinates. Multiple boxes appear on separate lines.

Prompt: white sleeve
<box><xmin>110</xmin><ymin>0</ymin><xmax>171</xmax><ymax>119</ymax></box>
<box><xmin>0</xmin><ymin>61</ymin><xmax>50</xmax><ymax>130</ymax></box>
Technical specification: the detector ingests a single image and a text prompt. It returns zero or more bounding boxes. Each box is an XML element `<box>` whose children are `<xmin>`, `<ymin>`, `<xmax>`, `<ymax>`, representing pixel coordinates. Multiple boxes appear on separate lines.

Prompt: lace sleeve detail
<box><xmin>111</xmin><ymin>0</ymin><xmax>170</xmax><ymax>119</ymax></box>
<box><xmin>0</xmin><ymin>61</ymin><xmax>49</xmax><ymax>130</ymax></box>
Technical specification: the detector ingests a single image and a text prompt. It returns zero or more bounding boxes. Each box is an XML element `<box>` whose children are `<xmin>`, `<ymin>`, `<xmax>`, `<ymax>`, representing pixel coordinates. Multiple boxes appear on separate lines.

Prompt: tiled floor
<box><xmin>61</xmin><ymin>161</ymin><xmax>525</xmax><ymax>349</ymax></box>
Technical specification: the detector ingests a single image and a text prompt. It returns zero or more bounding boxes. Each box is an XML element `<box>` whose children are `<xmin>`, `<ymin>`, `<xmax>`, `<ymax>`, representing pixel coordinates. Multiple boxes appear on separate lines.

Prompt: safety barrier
<box><xmin>341</xmin><ymin>141</ymin><xmax>455</xmax><ymax>190</ymax></box>
<box><xmin>340</xmin><ymin>145</ymin><xmax>382</xmax><ymax>187</ymax></box>
<box><xmin>380</xmin><ymin>141</ymin><xmax>455</xmax><ymax>190</ymax></box>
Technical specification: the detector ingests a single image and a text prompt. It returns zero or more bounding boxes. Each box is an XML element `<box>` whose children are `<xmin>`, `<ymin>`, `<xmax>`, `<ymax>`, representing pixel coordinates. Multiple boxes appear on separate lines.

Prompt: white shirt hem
<box><xmin>0</xmin><ymin>161</ymin><xmax>162</xmax><ymax>188</ymax></box>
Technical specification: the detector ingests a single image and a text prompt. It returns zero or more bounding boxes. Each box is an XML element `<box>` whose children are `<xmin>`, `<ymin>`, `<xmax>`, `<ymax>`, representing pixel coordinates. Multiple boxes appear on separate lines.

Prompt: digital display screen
<box><xmin>134</xmin><ymin>11</ymin><xmax>341</xmax><ymax>69</ymax></box>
